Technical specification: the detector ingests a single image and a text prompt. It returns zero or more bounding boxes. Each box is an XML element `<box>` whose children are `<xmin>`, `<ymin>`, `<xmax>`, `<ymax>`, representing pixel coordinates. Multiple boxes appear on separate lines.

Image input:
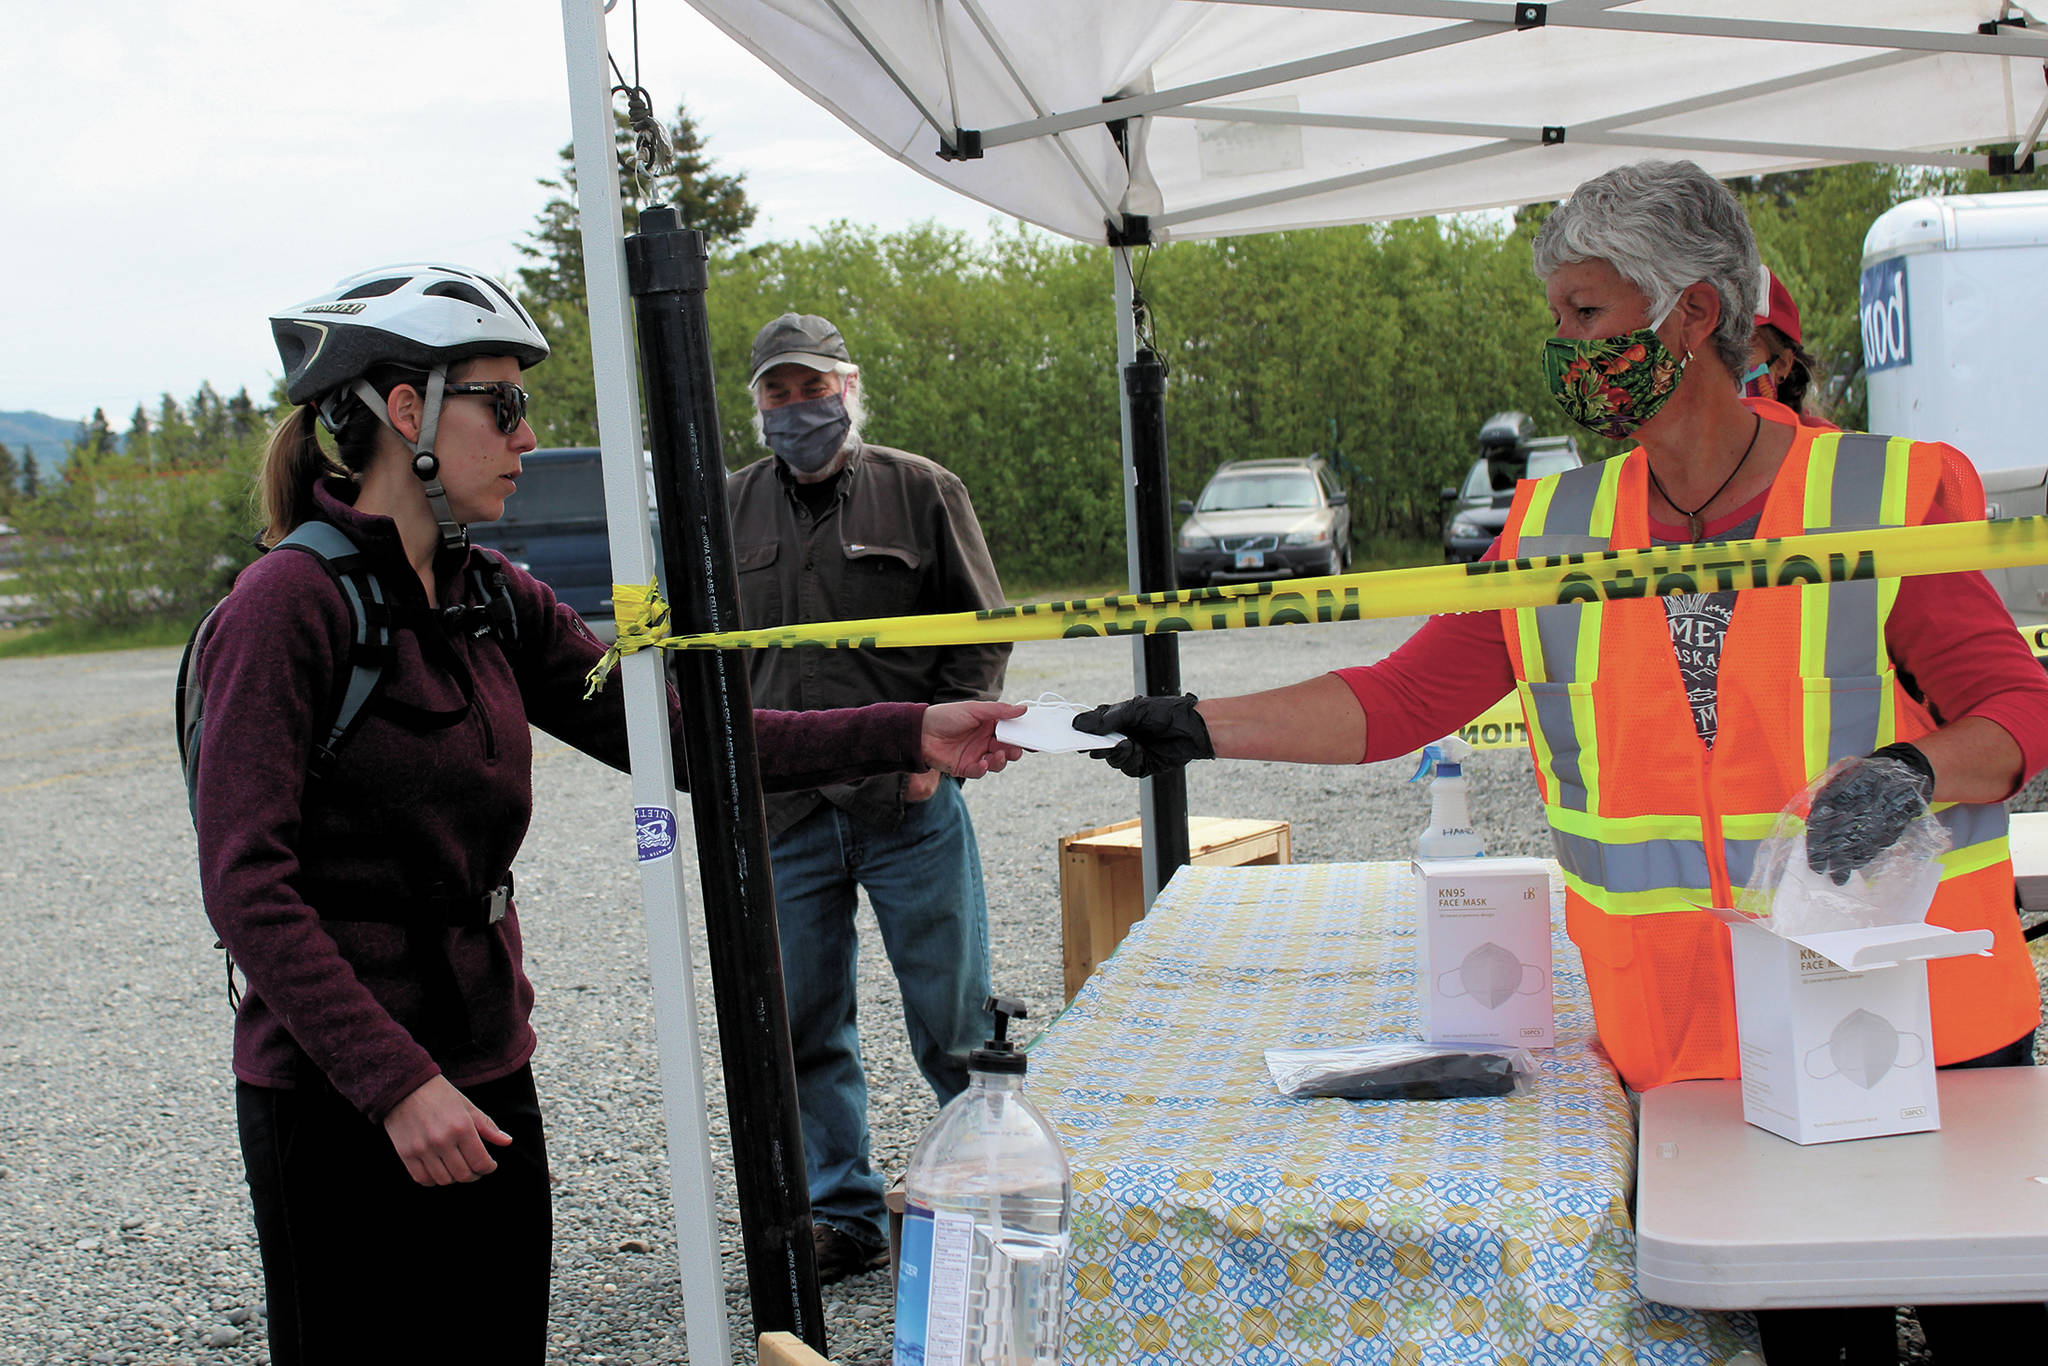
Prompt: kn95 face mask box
<box><xmin>1413</xmin><ymin>857</ymin><xmax>1555</xmax><ymax>1048</ymax></box>
<box><xmin>1709</xmin><ymin>908</ymin><xmax>1992</xmax><ymax>1145</ymax></box>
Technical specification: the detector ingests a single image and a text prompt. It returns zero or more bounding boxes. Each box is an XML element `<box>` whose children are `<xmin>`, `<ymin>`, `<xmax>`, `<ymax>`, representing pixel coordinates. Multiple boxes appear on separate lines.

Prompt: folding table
<box><xmin>1636</xmin><ymin>1069</ymin><xmax>2048</xmax><ymax>1308</ymax></box>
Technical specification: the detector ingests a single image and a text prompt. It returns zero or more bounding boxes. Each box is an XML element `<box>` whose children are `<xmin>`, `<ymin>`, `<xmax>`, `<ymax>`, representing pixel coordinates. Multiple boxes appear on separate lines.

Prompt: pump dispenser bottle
<box><xmin>894</xmin><ymin>996</ymin><xmax>1071</xmax><ymax>1366</ymax></box>
<box><xmin>1410</xmin><ymin>736</ymin><xmax>1485</xmax><ymax>860</ymax></box>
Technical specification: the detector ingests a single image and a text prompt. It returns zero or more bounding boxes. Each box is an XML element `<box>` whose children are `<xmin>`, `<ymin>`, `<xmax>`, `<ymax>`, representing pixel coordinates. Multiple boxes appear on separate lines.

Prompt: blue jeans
<box><xmin>769</xmin><ymin>777</ymin><xmax>992</xmax><ymax>1248</ymax></box>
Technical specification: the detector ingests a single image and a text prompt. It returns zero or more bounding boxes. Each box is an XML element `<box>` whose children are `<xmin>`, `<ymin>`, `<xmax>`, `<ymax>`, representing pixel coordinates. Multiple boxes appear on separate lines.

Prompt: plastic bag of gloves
<box><xmin>1264</xmin><ymin>1043</ymin><xmax>1535</xmax><ymax>1101</ymax></box>
<box><xmin>1736</xmin><ymin>759</ymin><xmax>1950</xmax><ymax>937</ymax></box>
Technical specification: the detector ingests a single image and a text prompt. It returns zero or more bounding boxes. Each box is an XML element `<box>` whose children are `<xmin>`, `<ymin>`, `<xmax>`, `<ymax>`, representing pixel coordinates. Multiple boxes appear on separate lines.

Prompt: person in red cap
<box><xmin>1742</xmin><ymin>268</ymin><xmax>1838</xmax><ymax>430</ymax></box>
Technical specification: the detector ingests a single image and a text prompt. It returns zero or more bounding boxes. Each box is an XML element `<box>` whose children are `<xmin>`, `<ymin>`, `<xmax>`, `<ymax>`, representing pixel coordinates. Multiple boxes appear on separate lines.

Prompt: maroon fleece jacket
<box><xmin>193</xmin><ymin>480</ymin><xmax>927</xmax><ymax>1121</ymax></box>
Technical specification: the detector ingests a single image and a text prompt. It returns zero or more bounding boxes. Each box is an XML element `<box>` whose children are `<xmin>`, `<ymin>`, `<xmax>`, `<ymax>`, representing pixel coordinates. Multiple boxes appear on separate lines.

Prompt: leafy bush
<box><xmin>14</xmin><ymin>451</ymin><xmax>258</xmax><ymax>630</ymax></box>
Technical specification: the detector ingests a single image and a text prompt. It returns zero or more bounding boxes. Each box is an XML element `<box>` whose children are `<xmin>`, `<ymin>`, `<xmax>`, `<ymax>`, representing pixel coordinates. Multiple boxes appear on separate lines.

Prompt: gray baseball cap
<box><xmin>749</xmin><ymin>313</ymin><xmax>851</xmax><ymax>386</ymax></box>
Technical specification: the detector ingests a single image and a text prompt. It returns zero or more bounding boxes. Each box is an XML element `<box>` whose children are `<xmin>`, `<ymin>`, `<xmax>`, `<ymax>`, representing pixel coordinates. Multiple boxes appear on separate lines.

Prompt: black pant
<box><xmin>1754</xmin><ymin>1032</ymin><xmax>2045</xmax><ymax>1364</ymax></box>
<box><xmin>237</xmin><ymin>1066</ymin><xmax>552</xmax><ymax>1366</ymax></box>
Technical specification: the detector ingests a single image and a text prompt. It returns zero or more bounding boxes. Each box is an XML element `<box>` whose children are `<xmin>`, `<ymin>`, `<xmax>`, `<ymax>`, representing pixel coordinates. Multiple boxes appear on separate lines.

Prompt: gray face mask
<box><xmin>1436</xmin><ymin>941</ymin><xmax>1545</xmax><ymax>1010</ymax></box>
<box><xmin>1804</xmin><ymin>1008</ymin><xmax>1925</xmax><ymax>1090</ymax></box>
<box><xmin>762</xmin><ymin>393</ymin><xmax>851</xmax><ymax>475</ymax></box>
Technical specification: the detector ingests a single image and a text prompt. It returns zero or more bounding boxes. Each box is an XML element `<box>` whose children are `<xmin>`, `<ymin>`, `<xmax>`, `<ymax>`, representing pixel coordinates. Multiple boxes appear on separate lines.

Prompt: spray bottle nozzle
<box><xmin>1409</xmin><ymin>735</ymin><xmax>1475</xmax><ymax>782</ymax></box>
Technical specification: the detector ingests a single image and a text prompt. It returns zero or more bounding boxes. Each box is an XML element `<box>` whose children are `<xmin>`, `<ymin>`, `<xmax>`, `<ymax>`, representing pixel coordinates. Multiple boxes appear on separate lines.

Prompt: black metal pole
<box><xmin>624</xmin><ymin>206</ymin><xmax>824</xmax><ymax>1351</ymax></box>
<box><xmin>1123</xmin><ymin>348</ymin><xmax>1192</xmax><ymax>887</ymax></box>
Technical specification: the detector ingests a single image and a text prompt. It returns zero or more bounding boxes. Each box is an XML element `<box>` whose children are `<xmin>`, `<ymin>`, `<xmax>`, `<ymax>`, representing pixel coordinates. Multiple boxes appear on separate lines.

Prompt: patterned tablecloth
<box><xmin>1028</xmin><ymin>862</ymin><xmax>1758</xmax><ymax>1366</ymax></box>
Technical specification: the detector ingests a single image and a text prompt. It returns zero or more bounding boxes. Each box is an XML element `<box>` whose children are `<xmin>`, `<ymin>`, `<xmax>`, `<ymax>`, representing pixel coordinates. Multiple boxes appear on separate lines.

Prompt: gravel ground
<box><xmin>2</xmin><ymin>619</ymin><xmax>2042</xmax><ymax>1365</ymax></box>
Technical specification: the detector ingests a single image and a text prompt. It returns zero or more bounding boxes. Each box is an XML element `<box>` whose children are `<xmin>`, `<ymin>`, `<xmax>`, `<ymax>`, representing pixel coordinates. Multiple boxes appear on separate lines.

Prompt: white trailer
<box><xmin>1863</xmin><ymin>191</ymin><xmax>2048</xmax><ymax>623</ymax></box>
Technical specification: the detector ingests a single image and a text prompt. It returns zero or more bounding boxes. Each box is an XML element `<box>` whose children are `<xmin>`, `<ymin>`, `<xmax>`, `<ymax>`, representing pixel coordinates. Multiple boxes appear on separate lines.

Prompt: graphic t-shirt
<box><xmin>1657</xmin><ymin>510</ymin><xmax>1762</xmax><ymax>748</ymax></box>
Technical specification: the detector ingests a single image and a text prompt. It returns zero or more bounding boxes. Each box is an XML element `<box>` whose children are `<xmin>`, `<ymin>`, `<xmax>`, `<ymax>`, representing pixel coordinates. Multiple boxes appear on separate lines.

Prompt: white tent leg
<box><xmin>560</xmin><ymin>3</ymin><xmax>733</xmax><ymax>1363</ymax></box>
<box><xmin>1113</xmin><ymin>247</ymin><xmax>1163</xmax><ymax>908</ymax></box>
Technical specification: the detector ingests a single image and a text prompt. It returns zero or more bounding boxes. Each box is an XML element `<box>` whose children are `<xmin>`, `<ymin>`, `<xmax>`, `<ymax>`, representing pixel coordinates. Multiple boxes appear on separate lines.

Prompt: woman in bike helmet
<box><xmin>190</xmin><ymin>263</ymin><xmax>1024</xmax><ymax>1365</ymax></box>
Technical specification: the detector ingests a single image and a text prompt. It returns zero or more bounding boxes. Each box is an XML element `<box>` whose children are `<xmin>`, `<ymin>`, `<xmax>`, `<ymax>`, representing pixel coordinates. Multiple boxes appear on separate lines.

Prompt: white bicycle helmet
<box><xmin>270</xmin><ymin>263</ymin><xmax>550</xmax><ymax>549</ymax></box>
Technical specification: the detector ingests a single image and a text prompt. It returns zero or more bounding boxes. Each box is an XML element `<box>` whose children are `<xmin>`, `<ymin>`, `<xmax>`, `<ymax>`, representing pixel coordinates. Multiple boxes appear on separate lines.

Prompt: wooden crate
<box><xmin>1059</xmin><ymin>816</ymin><xmax>1291</xmax><ymax>1001</ymax></box>
<box><xmin>760</xmin><ymin>1332</ymin><xmax>833</xmax><ymax>1366</ymax></box>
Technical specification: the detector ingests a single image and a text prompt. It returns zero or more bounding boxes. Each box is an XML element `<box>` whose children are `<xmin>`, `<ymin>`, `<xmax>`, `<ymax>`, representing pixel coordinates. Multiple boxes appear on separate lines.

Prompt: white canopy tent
<box><xmin>554</xmin><ymin>3</ymin><xmax>2046</xmax><ymax>1362</ymax></box>
<box><xmin>678</xmin><ymin>0</ymin><xmax>2048</xmax><ymax>243</ymax></box>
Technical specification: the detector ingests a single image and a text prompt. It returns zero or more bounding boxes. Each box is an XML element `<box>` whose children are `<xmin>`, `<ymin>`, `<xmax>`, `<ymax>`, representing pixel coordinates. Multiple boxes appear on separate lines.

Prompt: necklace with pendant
<box><xmin>1647</xmin><ymin>413</ymin><xmax>1762</xmax><ymax>541</ymax></box>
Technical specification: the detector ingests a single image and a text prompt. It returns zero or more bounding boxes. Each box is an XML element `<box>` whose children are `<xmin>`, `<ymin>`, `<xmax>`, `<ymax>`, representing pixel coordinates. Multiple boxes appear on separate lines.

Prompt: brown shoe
<box><xmin>813</xmin><ymin>1222</ymin><xmax>889</xmax><ymax>1284</ymax></box>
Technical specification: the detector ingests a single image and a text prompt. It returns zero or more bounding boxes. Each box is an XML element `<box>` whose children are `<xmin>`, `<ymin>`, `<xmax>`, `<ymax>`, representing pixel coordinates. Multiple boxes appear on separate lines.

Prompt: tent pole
<box><xmin>1112</xmin><ymin>248</ymin><xmax>1165</xmax><ymax>906</ymax></box>
<box><xmin>626</xmin><ymin>209</ymin><xmax>826</xmax><ymax>1352</ymax></box>
<box><xmin>1113</xmin><ymin>246</ymin><xmax>1192</xmax><ymax>902</ymax></box>
<box><xmin>557</xmin><ymin>1</ymin><xmax>731</xmax><ymax>1362</ymax></box>
<box><xmin>1123</xmin><ymin>349</ymin><xmax>1192</xmax><ymax>891</ymax></box>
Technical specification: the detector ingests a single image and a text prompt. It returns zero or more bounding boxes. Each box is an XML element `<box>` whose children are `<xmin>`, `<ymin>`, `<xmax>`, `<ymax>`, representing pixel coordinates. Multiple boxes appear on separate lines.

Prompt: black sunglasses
<box><xmin>442</xmin><ymin>381</ymin><xmax>530</xmax><ymax>434</ymax></box>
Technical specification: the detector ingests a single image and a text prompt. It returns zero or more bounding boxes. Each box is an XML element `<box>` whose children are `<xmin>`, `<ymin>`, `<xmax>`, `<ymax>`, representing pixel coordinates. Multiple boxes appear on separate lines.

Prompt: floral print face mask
<box><xmin>1542</xmin><ymin>309</ymin><xmax>1688</xmax><ymax>441</ymax></box>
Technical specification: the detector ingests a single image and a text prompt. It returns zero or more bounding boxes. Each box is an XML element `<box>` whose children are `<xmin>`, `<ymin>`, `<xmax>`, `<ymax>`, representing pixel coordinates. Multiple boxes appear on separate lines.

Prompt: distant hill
<box><xmin>0</xmin><ymin>411</ymin><xmax>82</xmax><ymax>469</ymax></box>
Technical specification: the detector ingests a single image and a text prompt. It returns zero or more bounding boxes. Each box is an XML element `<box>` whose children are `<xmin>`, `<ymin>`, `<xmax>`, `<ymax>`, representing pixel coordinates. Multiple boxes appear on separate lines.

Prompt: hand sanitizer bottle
<box><xmin>894</xmin><ymin>996</ymin><xmax>1071</xmax><ymax>1366</ymax></box>
<box><xmin>1410</xmin><ymin>736</ymin><xmax>1485</xmax><ymax>860</ymax></box>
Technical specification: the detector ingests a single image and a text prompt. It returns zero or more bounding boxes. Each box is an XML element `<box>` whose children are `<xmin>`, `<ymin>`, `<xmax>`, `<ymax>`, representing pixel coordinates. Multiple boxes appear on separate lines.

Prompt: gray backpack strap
<box><xmin>271</xmin><ymin>522</ymin><xmax>393</xmax><ymax>774</ymax></box>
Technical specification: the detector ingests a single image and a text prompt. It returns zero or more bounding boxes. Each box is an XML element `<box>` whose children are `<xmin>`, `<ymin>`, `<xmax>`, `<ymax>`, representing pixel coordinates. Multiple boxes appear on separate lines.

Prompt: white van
<box><xmin>1862</xmin><ymin>191</ymin><xmax>2048</xmax><ymax>623</ymax></box>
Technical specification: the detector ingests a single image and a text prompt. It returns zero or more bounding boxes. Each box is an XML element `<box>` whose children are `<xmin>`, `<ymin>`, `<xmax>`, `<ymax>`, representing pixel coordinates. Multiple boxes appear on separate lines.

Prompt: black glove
<box><xmin>1805</xmin><ymin>742</ymin><xmax>1937</xmax><ymax>886</ymax></box>
<box><xmin>1072</xmin><ymin>694</ymin><xmax>1216</xmax><ymax>778</ymax></box>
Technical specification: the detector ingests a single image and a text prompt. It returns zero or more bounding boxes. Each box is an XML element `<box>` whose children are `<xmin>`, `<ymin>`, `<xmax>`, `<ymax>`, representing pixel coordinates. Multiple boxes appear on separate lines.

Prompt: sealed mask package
<box><xmin>1264</xmin><ymin>1043</ymin><xmax>1536</xmax><ymax>1101</ymax></box>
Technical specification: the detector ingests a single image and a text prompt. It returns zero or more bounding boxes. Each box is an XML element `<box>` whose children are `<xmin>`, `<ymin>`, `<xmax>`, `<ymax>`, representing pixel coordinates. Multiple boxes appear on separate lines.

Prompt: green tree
<box><xmin>0</xmin><ymin>441</ymin><xmax>18</xmax><ymax>518</ymax></box>
<box><xmin>20</xmin><ymin>451</ymin><xmax>41</xmax><ymax>500</ymax></box>
<box><xmin>126</xmin><ymin>405</ymin><xmax>153</xmax><ymax>470</ymax></box>
<box><xmin>14</xmin><ymin>382</ymin><xmax>270</xmax><ymax>629</ymax></box>
<box><xmin>1146</xmin><ymin>217</ymin><xmax>1557</xmax><ymax>545</ymax></box>
<box><xmin>518</xmin><ymin>100</ymin><xmax>756</xmax><ymax>309</ymax></box>
<box><xmin>519</xmin><ymin>100</ymin><xmax>758</xmax><ymax>448</ymax></box>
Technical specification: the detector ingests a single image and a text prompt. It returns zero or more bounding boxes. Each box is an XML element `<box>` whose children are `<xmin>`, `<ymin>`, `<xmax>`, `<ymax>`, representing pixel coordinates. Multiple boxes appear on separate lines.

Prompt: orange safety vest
<box><xmin>1499</xmin><ymin>426</ymin><xmax>2039</xmax><ymax>1091</ymax></box>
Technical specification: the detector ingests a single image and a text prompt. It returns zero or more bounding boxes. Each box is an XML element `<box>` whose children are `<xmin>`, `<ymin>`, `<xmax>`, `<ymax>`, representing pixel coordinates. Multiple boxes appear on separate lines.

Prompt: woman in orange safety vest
<box><xmin>1077</xmin><ymin>159</ymin><xmax>2048</xmax><ymax>1365</ymax></box>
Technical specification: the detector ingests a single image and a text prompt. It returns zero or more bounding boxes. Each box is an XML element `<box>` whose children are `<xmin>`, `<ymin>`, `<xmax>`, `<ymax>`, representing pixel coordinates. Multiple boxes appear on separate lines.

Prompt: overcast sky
<box><xmin>4</xmin><ymin>1</ymin><xmax>1013</xmax><ymax>424</ymax></box>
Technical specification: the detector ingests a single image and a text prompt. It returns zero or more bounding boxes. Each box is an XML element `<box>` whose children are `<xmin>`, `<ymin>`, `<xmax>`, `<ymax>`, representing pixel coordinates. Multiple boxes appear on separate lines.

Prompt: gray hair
<box><xmin>1532</xmin><ymin>160</ymin><xmax>1759</xmax><ymax>377</ymax></box>
<box><xmin>750</xmin><ymin>361</ymin><xmax>867</xmax><ymax>455</ymax></box>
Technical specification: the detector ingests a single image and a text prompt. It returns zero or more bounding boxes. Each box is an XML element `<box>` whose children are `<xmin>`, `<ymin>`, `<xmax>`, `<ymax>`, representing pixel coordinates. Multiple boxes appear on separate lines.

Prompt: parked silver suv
<box><xmin>1175</xmin><ymin>457</ymin><xmax>1351</xmax><ymax>588</ymax></box>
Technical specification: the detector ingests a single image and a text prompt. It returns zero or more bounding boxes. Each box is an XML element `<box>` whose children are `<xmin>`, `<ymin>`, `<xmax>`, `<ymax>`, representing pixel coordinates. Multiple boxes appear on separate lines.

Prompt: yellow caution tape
<box><xmin>583</xmin><ymin>580</ymin><xmax>670</xmax><ymax>700</ymax></box>
<box><xmin>1455</xmin><ymin>697</ymin><xmax>1531</xmax><ymax>753</ymax></box>
<box><xmin>586</xmin><ymin>516</ymin><xmax>2048</xmax><ymax>697</ymax></box>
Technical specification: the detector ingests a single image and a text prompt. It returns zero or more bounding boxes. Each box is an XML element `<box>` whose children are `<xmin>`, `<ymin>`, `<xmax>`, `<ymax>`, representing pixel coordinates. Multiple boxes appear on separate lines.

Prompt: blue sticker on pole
<box><xmin>1859</xmin><ymin>257</ymin><xmax>1912</xmax><ymax>373</ymax></box>
<box><xmin>635</xmin><ymin>806</ymin><xmax>677</xmax><ymax>862</ymax></box>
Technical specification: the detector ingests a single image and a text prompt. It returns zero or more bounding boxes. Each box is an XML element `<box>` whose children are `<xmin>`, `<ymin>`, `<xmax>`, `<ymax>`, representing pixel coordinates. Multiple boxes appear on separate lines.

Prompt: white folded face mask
<box><xmin>993</xmin><ymin>693</ymin><xmax>1125</xmax><ymax>753</ymax></box>
<box><xmin>1803</xmin><ymin>1007</ymin><xmax>1925</xmax><ymax>1090</ymax></box>
<box><xmin>1436</xmin><ymin>941</ymin><xmax>1548</xmax><ymax>1010</ymax></box>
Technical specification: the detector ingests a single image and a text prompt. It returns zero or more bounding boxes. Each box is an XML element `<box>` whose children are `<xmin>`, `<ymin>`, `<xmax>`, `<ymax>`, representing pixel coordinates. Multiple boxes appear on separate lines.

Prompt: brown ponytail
<box><xmin>255</xmin><ymin>373</ymin><xmax>422</xmax><ymax>547</ymax></box>
<box><xmin>256</xmin><ymin>406</ymin><xmax>343</xmax><ymax>548</ymax></box>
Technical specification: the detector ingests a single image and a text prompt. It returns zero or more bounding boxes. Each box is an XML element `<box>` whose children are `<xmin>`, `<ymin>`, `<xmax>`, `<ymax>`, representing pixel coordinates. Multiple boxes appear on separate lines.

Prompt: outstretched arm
<box><xmin>1076</xmin><ymin>674</ymin><xmax>1366</xmax><ymax>776</ymax></box>
<box><xmin>1196</xmin><ymin>674</ymin><xmax>1369</xmax><ymax>763</ymax></box>
<box><xmin>921</xmin><ymin>699</ymin><xmax>1028</xmax><ymax>778</ymax></box>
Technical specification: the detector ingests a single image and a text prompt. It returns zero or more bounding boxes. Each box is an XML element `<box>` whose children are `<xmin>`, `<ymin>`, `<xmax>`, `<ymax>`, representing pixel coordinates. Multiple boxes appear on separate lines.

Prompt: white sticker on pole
<box><xmin>893</xmin><ymin>1205</ymin><xmax>974</xmax><ymax>1366</ymax></box>
<box><xmin>635</xmin><ymin>806</ymin><xmax>677</xmax><ymax>862</ymax></box>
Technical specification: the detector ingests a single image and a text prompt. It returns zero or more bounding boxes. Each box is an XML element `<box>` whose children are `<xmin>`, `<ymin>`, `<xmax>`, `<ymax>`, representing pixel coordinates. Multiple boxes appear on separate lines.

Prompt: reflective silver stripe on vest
<box><xmin>1528</xmin><ymin>683</ymin><xmax>1589</xmax><ymax>812</ymax></box>
<box><xmin>1521</xmin><ymin>535</ymin><xmax>1611</xmax><ymax>557</ymax></box>
<box><xmin>1552</xmin><ymin>827</ymin><xmax>1715</xmax><ymax>896</ymax></box>
<box><xmin>1538</xmin><ymin>462</ymin><xmax>1608</xmax><ymax>548</ymax></box>
<box><xmin>1939</xmin><ymin>799</ymin><xmax>2009</xmax><ymax>851</ymax></box>
<box><xmin>1519</xmin><ymin>463</ymin><xmax>1614</xmax><ymax>802</ymax></box>
<box><xmin>1826</xmin><ymin>434</ymin><xmax>1893</xmax><ymax>532</ymax></box>
<box><xmin>1813</xmin><ymin>434</ymin><xmax>1893</xmax><ymax>756</ymax></box>
<box><xmin>1723</xmin><ymin>836</ymin><xmax>1766</xmax><ymax>891</ymax></box>
<box><xmin>1820</xmin><ymin>436</ymin><xmax>2007</xmax><ymax>863</ymax></box>
<box><xmin>1524</xmin><ymin>604</ymin><xmax>1580</xmax><ymax>691</ymax></box>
